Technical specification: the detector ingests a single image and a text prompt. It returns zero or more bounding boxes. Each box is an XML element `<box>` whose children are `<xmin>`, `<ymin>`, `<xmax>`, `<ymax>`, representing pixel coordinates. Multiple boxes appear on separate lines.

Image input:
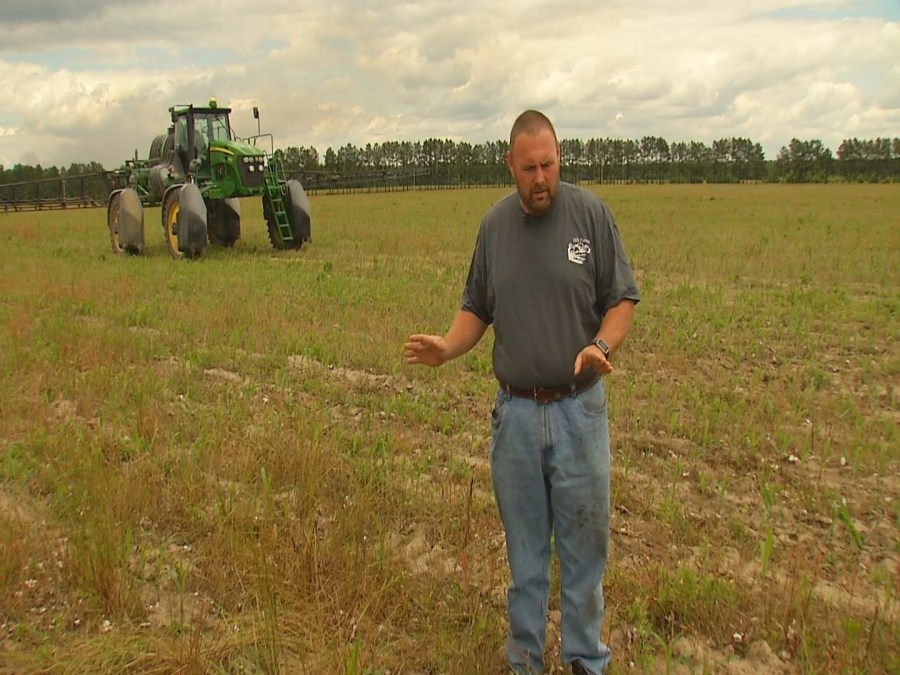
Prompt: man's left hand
<box><xmin>573</xmin><ymin>345</ymin><xmax>613</xmax><ymax>377</ymax></box>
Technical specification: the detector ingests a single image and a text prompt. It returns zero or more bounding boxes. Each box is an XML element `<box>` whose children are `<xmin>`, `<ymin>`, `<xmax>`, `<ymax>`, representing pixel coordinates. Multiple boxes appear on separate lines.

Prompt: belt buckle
<box><xmin>534</xmin><ymin>386</ymin><xmax>568</xmax><ymax>404</ymax></box>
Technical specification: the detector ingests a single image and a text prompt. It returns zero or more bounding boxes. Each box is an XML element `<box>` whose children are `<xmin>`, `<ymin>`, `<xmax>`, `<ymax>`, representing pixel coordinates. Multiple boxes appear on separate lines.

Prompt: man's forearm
<box><xmin>444</xmin><ymin>309</ymin><xmax>488</xmax><ymax>361</ymax></box>
<box><xmin>595</xmin><ymin>300</ymin><xmax>636</xmax><ymax>356</ymax></box>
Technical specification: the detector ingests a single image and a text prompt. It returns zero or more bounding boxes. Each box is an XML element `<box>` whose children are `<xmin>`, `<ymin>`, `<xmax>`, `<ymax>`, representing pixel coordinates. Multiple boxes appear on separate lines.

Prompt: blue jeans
<box><xmin>490</xmin><ymin>380</ymin><xmax>612</xmax><ymax>675</ymax></box>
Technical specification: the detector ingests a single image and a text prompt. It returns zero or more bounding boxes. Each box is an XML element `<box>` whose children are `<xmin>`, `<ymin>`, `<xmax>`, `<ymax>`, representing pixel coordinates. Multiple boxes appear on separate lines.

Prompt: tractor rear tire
<box><xmin>207</xmin><ymin>198</ymin><xmax>241</xmax><ymax>247</ymax></box>
<box><xmin>108</xmin><ymin>192</ymin><xmax>127</xmax><ymax>256</ymax></box>
<box><xmin>108</xmin><ymin>188</ymin><xmax>144</xmax><ymax>255</ymax></box>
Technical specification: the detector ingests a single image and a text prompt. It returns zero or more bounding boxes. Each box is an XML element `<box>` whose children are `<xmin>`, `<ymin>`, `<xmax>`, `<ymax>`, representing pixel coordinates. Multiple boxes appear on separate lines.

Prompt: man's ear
<box><xmin>506</xmin><ymin>151</ymin><xmax>514</xmax><ymax>177</ymax></box>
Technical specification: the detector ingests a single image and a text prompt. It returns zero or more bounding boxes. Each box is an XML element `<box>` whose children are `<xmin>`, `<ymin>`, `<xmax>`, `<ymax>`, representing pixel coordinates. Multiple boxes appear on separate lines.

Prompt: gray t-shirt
<box><xmin>461</xmin><ymin>182</ymin><xmax>640</xmax><ymax>389</ymax></box>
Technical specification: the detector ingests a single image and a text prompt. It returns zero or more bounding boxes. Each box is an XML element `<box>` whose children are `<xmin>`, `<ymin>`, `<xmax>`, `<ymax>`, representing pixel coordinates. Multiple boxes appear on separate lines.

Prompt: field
<box><xmin>0</xmin><ymin>184</ymin><xmax>897</xmax><ymax>674</ymax></box>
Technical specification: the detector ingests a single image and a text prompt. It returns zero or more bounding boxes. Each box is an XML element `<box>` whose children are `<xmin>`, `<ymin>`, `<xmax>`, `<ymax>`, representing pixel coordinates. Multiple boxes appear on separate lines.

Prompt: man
<box><xmin>404</xmin><ymin>110</ymin><xmax>639</xmax><ymax>674</ymax></box>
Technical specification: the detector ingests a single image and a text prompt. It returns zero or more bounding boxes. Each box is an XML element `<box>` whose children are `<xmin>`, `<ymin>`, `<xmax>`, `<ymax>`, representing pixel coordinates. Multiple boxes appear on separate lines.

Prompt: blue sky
<box><xmin>770</xmin><ymin>0</ymin><xmax>900</xmax><ymax>20</ymax></box>
<box><xmin>0</xmin><ymin>0</ymin><xmax>897</xmax><ymax>168</ymax></box>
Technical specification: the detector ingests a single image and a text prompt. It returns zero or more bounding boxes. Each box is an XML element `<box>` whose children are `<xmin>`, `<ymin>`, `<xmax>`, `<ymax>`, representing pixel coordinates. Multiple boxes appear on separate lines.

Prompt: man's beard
<box><xmin>525</xmin><ymin>179</ymin><xmax>557</xmax><ymax>215</ymax></box>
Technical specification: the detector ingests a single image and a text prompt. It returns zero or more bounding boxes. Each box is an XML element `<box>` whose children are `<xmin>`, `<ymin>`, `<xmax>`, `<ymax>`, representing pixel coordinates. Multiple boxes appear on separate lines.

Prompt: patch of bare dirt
<box><xmin>287</xmin><ymin>353</ymin><xmax>407</xmax><ymax>392</ymax></box>
<box><xmin>0</xmin><ymin>484</ymin><xmax>41</xmax><ymax>525</ymax></box>
<box><xmin>203</xmin><ymin>367</ymin><xmax>248</xmax><ymax>386</ymax></box>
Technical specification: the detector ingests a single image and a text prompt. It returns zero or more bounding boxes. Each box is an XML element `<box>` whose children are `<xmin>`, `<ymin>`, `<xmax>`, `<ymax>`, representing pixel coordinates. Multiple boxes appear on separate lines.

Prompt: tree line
<box><xmin>1</xmin><ymin>136</ymin><xmax>897</xmax><ymax>204</ymax></box>
<box><xmin>279</xmin><ymin>135</ymin><xmax>899</xmax><ymax>188</ymax></box>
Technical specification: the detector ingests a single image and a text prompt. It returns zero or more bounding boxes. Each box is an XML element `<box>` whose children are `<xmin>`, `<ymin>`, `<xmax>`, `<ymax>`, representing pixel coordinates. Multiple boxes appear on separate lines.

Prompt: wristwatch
<box><xmin>592</xmin><ymin>338</ymin><xmax>610</xmax><ymax>359</ymax></box>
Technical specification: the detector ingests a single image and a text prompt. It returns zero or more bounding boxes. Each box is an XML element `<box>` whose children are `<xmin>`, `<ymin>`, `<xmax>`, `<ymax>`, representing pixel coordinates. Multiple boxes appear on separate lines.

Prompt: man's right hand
<box><xmin>404</xmin><ymin>310</ymin><xmax>488</xmax><ymax>368</ymax></box>
<box><xmin>404</xmin><ymin>334</ymin><xmax>450</xmax><ymax>367</ymax></box>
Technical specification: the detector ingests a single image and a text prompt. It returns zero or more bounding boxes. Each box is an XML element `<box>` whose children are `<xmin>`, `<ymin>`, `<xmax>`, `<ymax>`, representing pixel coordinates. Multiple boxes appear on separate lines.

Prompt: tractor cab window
<box><xmin>194</xmin><ymin>116</ymin><xmax>211</xmax><ymax>156</ymax></box>
<box><xmin>174</xmin><ymin>116</ymin><xmax>193</xmax><ymax>170</ymax></box>
<box><xmin>209</xmin><ymin>113</ymin><xmax>231</xmax><ymax>142</ymax></box>
<box><xmin>175</xmin><ymin>116</ymin><xmax>189</xmax><ymax>150</ymax></box>
<box><xmin>191</xmin><ymin>112</ymin><xmax>231</xmax><ymax>146</ymax></box>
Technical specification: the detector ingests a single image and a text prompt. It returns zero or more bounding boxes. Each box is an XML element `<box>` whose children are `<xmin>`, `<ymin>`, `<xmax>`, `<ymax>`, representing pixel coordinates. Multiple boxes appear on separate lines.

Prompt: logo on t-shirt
<box><xmin>567</xmin><ymin>238</ymin><xmax>592</xmax><ymax>264</ymax></box>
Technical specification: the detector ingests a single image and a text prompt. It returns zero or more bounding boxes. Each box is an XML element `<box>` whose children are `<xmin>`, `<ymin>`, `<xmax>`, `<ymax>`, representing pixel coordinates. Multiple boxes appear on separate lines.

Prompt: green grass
<box><xmin>0</xmin><ymin>184</ymin><xmax>898</xmax><ymax>673</ymax></box>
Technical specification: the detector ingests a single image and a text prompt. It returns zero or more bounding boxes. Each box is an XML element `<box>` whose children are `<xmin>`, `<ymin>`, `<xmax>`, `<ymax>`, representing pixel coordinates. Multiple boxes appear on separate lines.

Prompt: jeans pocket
<box><xmin>575</xmin><ymin>380</ymin><xmax>607</xmax><ymax>417</ymax></box>
<box><xmin>491</xmin><ymin>389</ymin><xmax>511</xmax><ymax>431</ymax></box>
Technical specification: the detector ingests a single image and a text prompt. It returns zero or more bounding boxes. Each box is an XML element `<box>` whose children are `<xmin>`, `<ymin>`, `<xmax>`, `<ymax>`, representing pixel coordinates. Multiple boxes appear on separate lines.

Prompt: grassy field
<box><xmin>0</xmin><ymin>184</ymin><xmax>897</xmax><ymax>674</ymax></box>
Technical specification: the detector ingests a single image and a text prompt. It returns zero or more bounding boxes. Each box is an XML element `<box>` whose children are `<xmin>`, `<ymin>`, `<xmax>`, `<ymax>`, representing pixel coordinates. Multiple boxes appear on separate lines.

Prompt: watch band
<box><xmin>592</xmin><ymin>338</ymin><xmax>610</xmax><ymax>359</ymax></box>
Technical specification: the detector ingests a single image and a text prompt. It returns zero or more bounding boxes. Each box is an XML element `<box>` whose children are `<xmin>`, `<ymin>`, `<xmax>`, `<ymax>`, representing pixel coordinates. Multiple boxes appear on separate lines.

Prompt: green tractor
<box><xmin>107</xmin><ymin>99</ymin><xmax>310</xmax><ymax>258</ymax></box>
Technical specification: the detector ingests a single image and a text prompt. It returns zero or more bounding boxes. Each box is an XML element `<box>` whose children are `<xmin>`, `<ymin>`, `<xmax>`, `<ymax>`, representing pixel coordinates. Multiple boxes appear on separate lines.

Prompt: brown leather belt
<box><xmin>498</xmin><ymin>374</ymin><xmax>599</xmax><ymax>404</ymax></box>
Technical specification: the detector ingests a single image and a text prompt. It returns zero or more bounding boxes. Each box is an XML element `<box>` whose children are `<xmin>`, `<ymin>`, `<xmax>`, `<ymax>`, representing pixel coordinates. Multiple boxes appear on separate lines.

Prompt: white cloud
<box><xmin>0</xmin><ymin>0</ymin><xmax>897</xmax><ymax>169</ymax></box>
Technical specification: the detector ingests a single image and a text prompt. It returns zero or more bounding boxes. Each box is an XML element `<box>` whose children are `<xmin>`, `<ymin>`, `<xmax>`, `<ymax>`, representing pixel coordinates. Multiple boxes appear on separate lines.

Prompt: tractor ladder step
<box><xmin>264</xmin><ymin>165</ymin><xmax>293</xmax><ymax>241</ymax></box>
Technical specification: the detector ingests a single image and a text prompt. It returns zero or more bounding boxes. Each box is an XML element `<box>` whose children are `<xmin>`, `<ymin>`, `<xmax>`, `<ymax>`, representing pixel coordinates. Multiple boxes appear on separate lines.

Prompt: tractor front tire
<box><xmin>162</xmin><ymin>185</ymin><xmax>207</xmax><ymax>260</ymax></box>
<box><xmin>264</xmin><ymin>195</ymin><xmax>299</xmax><ymax>251</ymax></box>
<box><xmin>264</xmin><ymin>180</ymin><xmax>310</xmax><ymax>251</ymax></box>
<box><xmin>162</xmin><ymin>187</ymin><xmax>185</xmax><ymax>259</ymax></box>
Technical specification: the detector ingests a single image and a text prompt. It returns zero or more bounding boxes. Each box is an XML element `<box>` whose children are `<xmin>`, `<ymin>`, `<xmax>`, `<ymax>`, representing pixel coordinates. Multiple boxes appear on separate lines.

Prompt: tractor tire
<box><xmin>263</xmin><ymin>194</ymin><xmax>298</xmax><ymax>251</ymax></box>
<box><xmin>162</xmin><ymin>185</ymin><xmax>208</xmax><ymax>259</ymax></box>
<box><xmin>207</xmin><ymin>198</ymin><xmax>241</xmax><ymax>247</ymax></box>
<box><xmin>148</xmin><ymin>134</ymin><xmax>170</xmax><ymax>164</ymax></box>
<box><xmin>108</xmin><ymin>191</ymin><xmax>127</xmax><ymax>256</ymax></box>
<box><xmin>264</xmin><ymin>180</ymin><xmax>310</xmax><ymax>251</ymax></box>
<box><xmin>162</xmin><ymin>187</ymin><xmax>184</xmax><ymax>259</ymax></box>
<box><xmin>107</xmin><ymin>188</ymin><xmax>144</xmax><ymax>255</ymax></box>
<box><xmin>285</xmin><ymin>179</ymin><xmax>311</xmax><ymax>243</ymax></box>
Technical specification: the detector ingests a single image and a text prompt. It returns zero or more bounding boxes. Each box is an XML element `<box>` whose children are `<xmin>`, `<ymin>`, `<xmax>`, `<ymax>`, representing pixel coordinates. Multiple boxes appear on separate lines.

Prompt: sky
<box><xmin>0</xmin><ymin>0</ymin><xmax>898</xmax><ymax>169</ymax></box>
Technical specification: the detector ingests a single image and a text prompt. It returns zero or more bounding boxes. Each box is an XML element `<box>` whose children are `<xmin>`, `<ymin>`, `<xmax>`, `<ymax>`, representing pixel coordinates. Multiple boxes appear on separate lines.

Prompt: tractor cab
<box><xmin>170</xmin><ymin>99</ymin><xmax>269</xmax><ymax>197</ymax></box>
<box><xmin>171</xmin><ymin>100</ymin><xmax>233</xmax><ymax>178</ymax></box>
